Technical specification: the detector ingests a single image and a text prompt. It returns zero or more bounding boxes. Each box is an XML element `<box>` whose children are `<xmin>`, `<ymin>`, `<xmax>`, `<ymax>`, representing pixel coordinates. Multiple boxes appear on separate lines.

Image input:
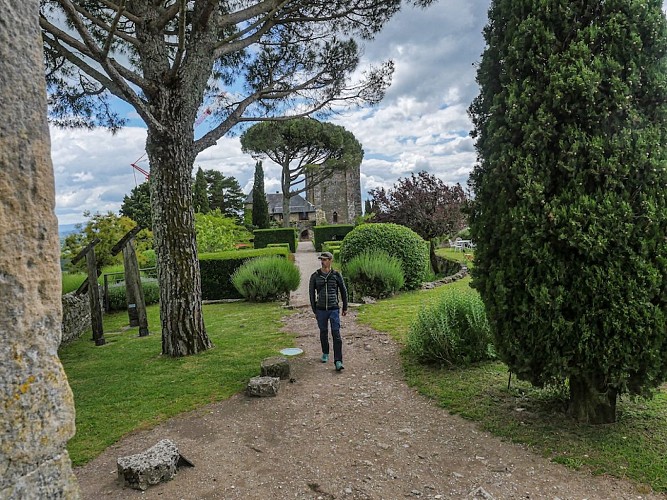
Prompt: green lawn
<box><xmin>59</xmin><ymin>301</ymin><xmax>295</xmax><ymax>465</ymax></box>
<box><xmin>356</xmin><ymin>276</ymin><xmax>667</xmax><ymax>493</ymax></box>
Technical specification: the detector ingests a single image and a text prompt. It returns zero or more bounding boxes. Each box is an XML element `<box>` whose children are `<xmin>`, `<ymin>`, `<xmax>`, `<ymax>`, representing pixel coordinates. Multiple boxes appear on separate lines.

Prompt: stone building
<box><xmin>305</xmin><ymin>163</ymin><xmax>362</xmax><ymax>225</ymax></box>
<box><xmin>245</xmin><ymin>164</ymin><xmax>362</xmax><ymax>240</ymax></box>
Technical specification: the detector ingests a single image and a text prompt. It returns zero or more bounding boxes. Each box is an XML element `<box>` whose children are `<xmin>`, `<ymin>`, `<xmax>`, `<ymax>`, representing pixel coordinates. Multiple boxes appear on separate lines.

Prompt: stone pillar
<box><xmin>0</xmin><ymin>1</ymin><xmax>80</xmax><ymax>498</ymax></box>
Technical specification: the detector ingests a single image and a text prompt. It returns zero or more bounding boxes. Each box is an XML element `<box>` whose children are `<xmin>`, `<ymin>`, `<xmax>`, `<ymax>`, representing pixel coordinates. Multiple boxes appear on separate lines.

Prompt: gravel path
<box><xmin>72</xmin><ymin>241</ymin><xmax>662</xmax><ymax>499</ymax></box>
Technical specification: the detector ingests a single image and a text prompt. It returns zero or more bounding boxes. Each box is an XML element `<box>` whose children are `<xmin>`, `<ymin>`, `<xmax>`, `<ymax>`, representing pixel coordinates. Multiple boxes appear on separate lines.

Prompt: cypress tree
<box><xmin>469</xmin><ymin>0</ymin><xmax>667</xmax><ymax>423</ymax></box>
<box><xmin>251</xmin><ymin>161</ymin><xmax>270</xmax><ymax>229</ymax></box>
<box><xmin>193</xmin><ymin>167</ymin><xmax>210</xmax><ymax>214</ymax></box>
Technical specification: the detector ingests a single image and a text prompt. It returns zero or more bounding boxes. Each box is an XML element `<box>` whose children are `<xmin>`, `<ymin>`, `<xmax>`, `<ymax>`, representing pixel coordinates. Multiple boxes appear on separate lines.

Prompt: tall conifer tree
<box><xmin>252</xmin><ymin>161</ymin><xmax>270</xmax><ymax>229</ymax></box>
<box><xmin>469</xmin><ymin>0</ymin><xmax>667</xmax><ymax>423</ymax></box>
<box><xmin>193</xmin><ymin>167</ymin><xmax>210</xmax><ymax>214</ymax></box>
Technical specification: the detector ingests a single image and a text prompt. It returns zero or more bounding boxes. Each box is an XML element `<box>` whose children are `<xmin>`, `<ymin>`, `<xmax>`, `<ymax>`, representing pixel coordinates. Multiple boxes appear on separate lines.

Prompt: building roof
<box><xmin>245</xmin><ymin>192</ymin><xmax>316</xmax><ymax>214</ymax></box>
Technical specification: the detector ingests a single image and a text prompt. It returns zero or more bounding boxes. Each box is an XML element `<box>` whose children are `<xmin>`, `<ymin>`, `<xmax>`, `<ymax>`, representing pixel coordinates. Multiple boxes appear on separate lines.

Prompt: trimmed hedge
<box><xmin>339</xmin><ymin>223</ymin><xmax>429</xmax><ymax>290</ymax></box>
<box><xmin>313</xmin><ymin>225</ymin><xmax>354</xmax><ymax>251</ymax></box>
<box><xmin>253</xmin><ymin>228</ymin><xmax>298</xmax><ymax>252</ymax></box>
<box><xmin>267</xmin><ymin>243</ymin><xmax>291</xmax><ymax>250</ymax></box>
<box><xmin>106</xmin><ymin>278</ymin><xmax>160</xmax><ymax>311</ymax></box>
<box><xmin>199</xmin><ymin>247</ymin><xmax>289</xmax><ymax>300</ymax></box>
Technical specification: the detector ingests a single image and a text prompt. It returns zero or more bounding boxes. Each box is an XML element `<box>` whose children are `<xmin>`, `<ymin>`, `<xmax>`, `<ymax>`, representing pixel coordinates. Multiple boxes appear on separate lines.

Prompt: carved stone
<box><xmin>246</xmin><ymin>376</ymin><xmax>281</xmax><ymax>397</ymax></box>
<box><xmin>260</xmin><ymin>356</ymin><xmax>290</xmax><ymax>380</ymax></box>
<box><xmin>0</xmin><ymin>1</ymin><xmax>79</xmax><ymax>497</ymax></box>
<box><xmin>117</xmin><ymin>440</ymin><xmax>181</xmax><ymax>491</ymax></box>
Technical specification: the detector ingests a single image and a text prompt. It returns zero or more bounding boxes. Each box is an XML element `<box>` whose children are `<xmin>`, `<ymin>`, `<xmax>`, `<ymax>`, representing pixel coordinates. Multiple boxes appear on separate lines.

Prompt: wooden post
<box><xmin>71</xmin><ymin>237</ymin><xmax>104</xmax><ymax>346</ymax></box>
<box><xmin>86</xmin><ymin>247</ymin><xmax>105</xmax><ymax>346</ymax></box>
<box><xmin>123</xmin><ymin>239</ymin><xmax>149</xmax><ymax>337</ymax></box>
<box><xmin>111</xmin><ymin>225</ymin><xmax>149</xmax><ymax>337</ymax></box>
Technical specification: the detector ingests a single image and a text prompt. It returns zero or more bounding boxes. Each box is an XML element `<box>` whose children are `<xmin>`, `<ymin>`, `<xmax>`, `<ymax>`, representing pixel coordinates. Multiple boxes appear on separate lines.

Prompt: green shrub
<box><xmin>141</xmin><ymin>249</ymin><xmax>157</xmax><ymax>268</ymax></box>
<box><xmin>199</xmin><ymin>247</ymin><xmax>289</xmax><ymax>300</ymax></box>
<box><xmin>313</xmin><ymin>225</ymin><xmax>354</xmax><ymax>251</ymax></box>
<box><xmin>231</xmin><ymin>256</ymin><xmax>300</xmax><ymax>302</ymax></box>
<box><xmin>339</xmin><ymin>223</ymin><xmax>429</xmax><ymax>290</ymax></box>
<box><xmin>106</xmin><ymin>278</ymin><xmax>160</xmax><ymax>311</ymax></box>
<box><xmin>322</xmin><ymin>241</ymin><xmax>342</xmax><ymax>254</ymax></box>
<box><xmin>267</xmin><ymin>243</ymin><xmax>291</xmax><ymax>250</ymax></box>
<box><xmin>253</xmin><ymin>228</ymin><xmax>298</xmax><ymax>252</ymax></box>
<box><xmin>343</xmin><ymin>250</ymin><xmax>404</xmax><ymax>299</ymax></box>
<box><xmin>407</xmin><ymin>289</ymin><xmax>494</xmax><ymax>366</ymax></box>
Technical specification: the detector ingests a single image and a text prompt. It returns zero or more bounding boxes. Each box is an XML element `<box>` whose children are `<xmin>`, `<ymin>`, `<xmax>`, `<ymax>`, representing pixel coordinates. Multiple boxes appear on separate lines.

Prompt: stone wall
<box><xmin>307</xmin><ymin>164</ymin><xmax>362</xmax><ymax>224</ymax></box>
<box><xmin>61</xmin><ymin>290</ymin><xmax>100</xmax><ymax>347</ymax></box>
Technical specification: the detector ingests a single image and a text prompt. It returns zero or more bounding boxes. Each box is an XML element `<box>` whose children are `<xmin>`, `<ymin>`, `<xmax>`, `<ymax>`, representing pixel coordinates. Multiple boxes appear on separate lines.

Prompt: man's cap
<box><xmin>318</xmin><ymin>251</ymin><xmax>334</xmax><ymax>260</ymax></box>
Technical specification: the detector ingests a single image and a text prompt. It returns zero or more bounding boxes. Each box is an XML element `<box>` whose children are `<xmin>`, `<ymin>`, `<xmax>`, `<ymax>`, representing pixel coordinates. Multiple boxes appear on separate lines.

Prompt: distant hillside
<box><xmin>58</xmin><ymin>223</ymin><xmax>81</xmax><ymax>237</ymax></box>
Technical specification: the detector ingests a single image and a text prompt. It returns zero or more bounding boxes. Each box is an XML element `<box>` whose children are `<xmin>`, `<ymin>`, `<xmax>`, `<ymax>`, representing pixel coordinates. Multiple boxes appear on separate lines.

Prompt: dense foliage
<box><xmin>343</xmin><ymin>250</ymin><xmax>404</xmax><ymax>299</ymax></box>
<box><xmin>251</xmin><ymin>161</ymin><xmax>270</xmax><ymax>229</ymax></box>
<box><xmin>468</xmin><ymin>0</ymin><xmax>667</xmax><ymax>423</ymax></box>
<box><xmin>407</xmin><ymin>289</ymin><xmax>493</xmax><ymax>366</ymax></box>
<box><xmin>231</xmin><ymin>256</ymin><xmax>301</xmax><ymax>302</ymax></box>
<box><xmin>368</xmin><ymin>171</ymin><xmax>467</xmax><ymax>241</ymax></box>
<box><xmin>120</xmin><ymin>182</ymin><xmax>152</xmax><ymax>230</ymax></box>
<box><xmin>193</xmin><ymin>167</ymin><xmax>211</xmax><ymax>214</ymax></box>
<box><xmin>194</xmin><ymin>210</ymin><xmax>251</xmax><ymax>253</ymax></box>
<box><xmin>204</xmin><ymin>169</ymin><xmax>245</xmax><ymax>222</ymax></box>
<box><xmin>340</xmin><ymin>223</ymin><xmax>429</xmax><ymax>290</ymax></box>
<box><xmin>61</xmin><ymin>212</ymin><xmax>153</xmax><ymax>271</ymax></box>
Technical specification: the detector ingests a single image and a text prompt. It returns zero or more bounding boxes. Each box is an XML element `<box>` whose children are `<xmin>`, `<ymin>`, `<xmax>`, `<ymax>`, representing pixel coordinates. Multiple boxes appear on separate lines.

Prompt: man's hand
<box><xmin>342</xmin><ymin>310</ymin><xmax>347</xmax><ymax>316</ymax></box>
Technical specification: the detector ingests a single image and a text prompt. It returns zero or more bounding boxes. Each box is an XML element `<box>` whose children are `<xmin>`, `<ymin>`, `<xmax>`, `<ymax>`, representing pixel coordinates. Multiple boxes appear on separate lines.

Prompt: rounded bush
<box><xmin>339</xmin><ymin>223</ymin><xmax>429</xmax><ymax>290</ymax></box>
<box><xmin>231</xmin><ymin>255</ymin><xmax>300</xmax><ymax>302</ymax></box>
<box><xmin>343</xmin><ymin>250</ymin><xmax>404</xmax><ymax>299</ymax></box>
<box><xmin>407</xmin><ymin>289</ymin><xmax>494</xmax><ymax>366</ymax></box>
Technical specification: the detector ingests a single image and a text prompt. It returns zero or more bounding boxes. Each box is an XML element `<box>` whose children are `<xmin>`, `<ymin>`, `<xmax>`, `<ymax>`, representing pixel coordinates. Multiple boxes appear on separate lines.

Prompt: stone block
<box><xmin>246</xmin><ymin>376</ymin><xmax>280</xmax><ymax>397</ymax></box>
<box><xmin>117</xmin><ymin>439</ymin><xmax>180</xmax><ymax>491</ymax></box>
<box><xmin>260</xmin><ymin>356</ymin><xmax>290</xmax><ymax>380</ymax></box>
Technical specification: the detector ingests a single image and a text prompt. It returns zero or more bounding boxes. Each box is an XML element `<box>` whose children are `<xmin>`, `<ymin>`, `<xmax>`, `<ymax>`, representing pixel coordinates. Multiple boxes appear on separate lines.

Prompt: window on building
<box><xmin>333</xmin><ymin>211</ymin><xmax>338</xmax><ymax>223</ymax></box>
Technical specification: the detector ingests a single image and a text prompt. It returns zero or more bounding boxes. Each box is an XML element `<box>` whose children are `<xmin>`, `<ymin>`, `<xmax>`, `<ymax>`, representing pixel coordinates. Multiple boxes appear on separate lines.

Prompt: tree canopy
<box><xmin>40</xmin><ymin>0</ymin><xmax>429</xmax><ymax>356</ymax></box>
<box><xmin>468</xmin><ymin>0</ymin><xmax>667</xmax><ymax>423</ymax></box>
<box><xmin>204</xmin><ymin>169</ymin><xmax>245</xmax><ymax>222</ymax></box>
<box><xmin>193</xmin><ymin>167</ymin><xmax>211</xmax><ymax>214</ymax></box>
<box><xmin>368</xmin><ymin>171</ymin><xmax>467</xmax><ymax>242</ymax></box>
<box><xmin>120</xmin><ymin>181</ymin><xmax>152</xmax><ymax>230</ymax></box>
<box><xmin>240</xmin><ymin>117</ymin><xmax>363</xmax><ymax>226</ymax></box>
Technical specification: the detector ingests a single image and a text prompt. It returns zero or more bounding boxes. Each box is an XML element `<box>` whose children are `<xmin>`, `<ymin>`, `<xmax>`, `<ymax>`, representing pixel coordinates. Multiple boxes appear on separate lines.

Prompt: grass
<box><xmin>59</xmin><ymin>300</ymin><xmax>296</xmax><ymax>465</ymax></box>
<box><xmin>356</xmin><ymin>275</ymin><xmax>667</xmax><ymax>493</ymax></box>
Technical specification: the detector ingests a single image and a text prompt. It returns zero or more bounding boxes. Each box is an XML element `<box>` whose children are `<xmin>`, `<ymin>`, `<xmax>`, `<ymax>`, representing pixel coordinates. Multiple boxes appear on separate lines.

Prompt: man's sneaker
<box><xmin>321</xmin><ymin>353</ymin><xmax>329</xmax><ymax>363</ymax></box>
<box><xmin>335</xmin><ymin>361</ymin><xmax>344</xmax><ymax>371</ymax></box>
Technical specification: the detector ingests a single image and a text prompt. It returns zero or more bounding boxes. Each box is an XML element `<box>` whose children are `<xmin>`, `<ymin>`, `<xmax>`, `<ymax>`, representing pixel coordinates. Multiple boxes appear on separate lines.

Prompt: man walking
<box><xmin>309</xmin><ymin>251</ymin><xmax>348</xmax><ymax>371</ymax></box>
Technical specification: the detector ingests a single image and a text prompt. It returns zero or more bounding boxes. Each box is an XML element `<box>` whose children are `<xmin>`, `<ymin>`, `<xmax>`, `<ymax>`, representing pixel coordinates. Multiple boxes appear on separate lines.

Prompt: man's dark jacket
<box><xmin>309</xmin><ymin>269</ymin><xmax>348</xmax><ymax>313</ymax></box>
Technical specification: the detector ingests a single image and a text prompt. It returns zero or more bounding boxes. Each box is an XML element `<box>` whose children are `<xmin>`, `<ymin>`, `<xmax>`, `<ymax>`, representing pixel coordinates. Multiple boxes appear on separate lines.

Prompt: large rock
<box><xmin>117</xmin><ymin>440</ymin><xmax>181</xmax><ymax>491</ymax></box>
<box><xmin>0</xmin><ymin>1</ymin><xmax>79</xmax><ymax>498</ymax></box>
<box><xmin>260</xmin><ymin>356</ymin><xmax>290</xmax><ymax>380</ymax></box>
<box><xmin>246</xmin><ymin>376</ymin><xmax>280</xmax><ymax>397</ymax></box>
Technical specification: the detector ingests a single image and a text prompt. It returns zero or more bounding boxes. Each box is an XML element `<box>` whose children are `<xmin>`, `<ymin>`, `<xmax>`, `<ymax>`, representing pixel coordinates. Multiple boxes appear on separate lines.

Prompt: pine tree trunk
<box><xmin>568</xmin><ymin>374</ymin><xmax>617</xmax><ymax>424</ymax></box>
<box><xmin>146</xmin><ymin>128</ymin><xmax>212</xmax><ymax>357</ymax></box>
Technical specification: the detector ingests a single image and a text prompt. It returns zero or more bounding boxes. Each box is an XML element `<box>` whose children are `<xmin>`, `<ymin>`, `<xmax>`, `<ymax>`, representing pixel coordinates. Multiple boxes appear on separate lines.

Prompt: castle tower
<box><xmin>306</xmin><ymin>164</ymin><xmax>362</xmax><ymax>224</ymax></box>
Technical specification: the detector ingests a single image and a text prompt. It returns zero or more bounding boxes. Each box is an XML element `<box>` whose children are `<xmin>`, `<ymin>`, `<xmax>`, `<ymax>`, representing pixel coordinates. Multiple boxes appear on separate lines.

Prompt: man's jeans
<box><xmin>316</xmin><ymin>308</ymin><xmax>342</xmax><ymax>362</ymax></box>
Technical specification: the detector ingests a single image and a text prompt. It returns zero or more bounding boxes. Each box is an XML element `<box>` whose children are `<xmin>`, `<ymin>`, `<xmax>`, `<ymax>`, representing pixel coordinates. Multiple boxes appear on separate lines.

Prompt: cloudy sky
<box><xmin>52</xmin><ymin>0</ymin><xmax>667</xmax><ymax>226</ymax></box>
<box><xmin>51</xmin><ymin>0</ymin><xmax>491</xmax><ymax>226</ymax></box>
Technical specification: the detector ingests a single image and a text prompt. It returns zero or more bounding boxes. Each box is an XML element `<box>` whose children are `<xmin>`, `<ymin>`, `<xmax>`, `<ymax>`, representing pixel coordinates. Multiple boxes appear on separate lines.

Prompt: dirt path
<box><xmin>73</xmin><ymin>243</ymin><xmax>662</xmax><ymax>499</ymax></box>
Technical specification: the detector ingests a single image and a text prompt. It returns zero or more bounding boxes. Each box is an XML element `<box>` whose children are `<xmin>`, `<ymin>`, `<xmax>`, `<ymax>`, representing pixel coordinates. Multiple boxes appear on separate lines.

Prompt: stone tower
<box><xmin>306</xmin><ymin>164</ymin><xmax>362</xmax><ymax>225</ymax></box>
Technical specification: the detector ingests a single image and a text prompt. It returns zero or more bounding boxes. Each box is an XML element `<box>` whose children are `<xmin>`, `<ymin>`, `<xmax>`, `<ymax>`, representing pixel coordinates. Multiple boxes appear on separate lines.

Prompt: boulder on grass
<box><xmin>260</xmin><ymin>356</ymin><xmax>290</xmax><ymax>379</ymax></box>
<box><xmin>246</xmin><ymin>376</ymin><xmax>280</xmax><ymax>397</ymax></box>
